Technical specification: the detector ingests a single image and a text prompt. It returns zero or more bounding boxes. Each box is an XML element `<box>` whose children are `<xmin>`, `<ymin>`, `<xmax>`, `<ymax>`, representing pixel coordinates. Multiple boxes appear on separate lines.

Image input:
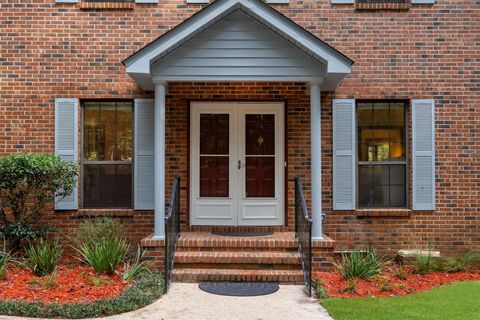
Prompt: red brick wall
<box><xmin>1</xmin><ymin>0</ymin><xmax>479</xmax><ymax>256</ymax></box>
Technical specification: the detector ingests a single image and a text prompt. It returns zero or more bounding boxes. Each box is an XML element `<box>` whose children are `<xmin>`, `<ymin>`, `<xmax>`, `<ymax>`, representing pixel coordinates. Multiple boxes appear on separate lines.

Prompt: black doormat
<box><xmin>211</xmin><ymin>231</ymin><xmax>273</xmax><ymax>237</ymax></box>
<box><xmin>199</xmin><ymin>282</ymin><xmax>279</xmax><ymax>297</ymax></box>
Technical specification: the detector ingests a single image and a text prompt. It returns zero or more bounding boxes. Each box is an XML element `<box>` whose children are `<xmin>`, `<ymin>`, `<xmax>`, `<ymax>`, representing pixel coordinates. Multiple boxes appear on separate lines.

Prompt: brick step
<box><xmin>177</xmin><ymin>232</ymin><xmax>298</xmax><ymax>251</ymax></box>
<box><xmin>172</xmin><ymin>268</ymin><xmax>305</xmax><ymax>284</ymax></box>
<box><xmin>174</xmin><ymin>251</ymin><xmax>301</xmax><ymax>265</ymax></box>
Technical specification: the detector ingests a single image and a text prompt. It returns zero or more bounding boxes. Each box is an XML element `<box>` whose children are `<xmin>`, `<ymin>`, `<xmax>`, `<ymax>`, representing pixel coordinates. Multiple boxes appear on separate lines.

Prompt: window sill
<box><xmin>73</xmin><ymin>209</ymin><xmax>137</xmax><ymax>218</ymax></box>
<box><xmin>355</xmin><ymin>2</ymin><xmax>411</xmax><ymax>10</ymax></box>
<box><xmin>77</xmin><ymin>2</ymin><xmax>135</xmax><ymax>10</ymax></box>
<box><xmin>355</xmin><ymin>209</ymin><xmax>412</xmax><ymax>217</ymax></box>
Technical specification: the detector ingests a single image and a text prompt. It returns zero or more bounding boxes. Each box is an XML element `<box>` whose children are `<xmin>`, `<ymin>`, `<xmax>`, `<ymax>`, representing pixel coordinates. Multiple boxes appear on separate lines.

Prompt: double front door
<box><xmin>190</xmin><ymin>102</ymin><xmax>284</xmax><ymax>226</ymax></box>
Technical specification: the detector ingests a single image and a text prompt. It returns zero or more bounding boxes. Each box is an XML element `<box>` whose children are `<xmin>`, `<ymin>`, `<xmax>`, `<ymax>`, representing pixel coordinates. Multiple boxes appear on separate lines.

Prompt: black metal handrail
<box><xmin>294</xmin><ymin>176</ymin><xmax>313</xmax><ymax>297</ymax></box>
<box><xmin>164</xmin><ymin>176</ymin><xmax>181</xmax><ymax>293</ymax></box>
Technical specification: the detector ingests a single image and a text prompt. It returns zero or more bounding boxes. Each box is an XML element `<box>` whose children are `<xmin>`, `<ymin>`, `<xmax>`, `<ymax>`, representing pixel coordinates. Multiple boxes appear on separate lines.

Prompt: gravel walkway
<box><xmin>0</xmin><ymin>283</ymin><xmax>333</xmax><ymax>320</ymax></box>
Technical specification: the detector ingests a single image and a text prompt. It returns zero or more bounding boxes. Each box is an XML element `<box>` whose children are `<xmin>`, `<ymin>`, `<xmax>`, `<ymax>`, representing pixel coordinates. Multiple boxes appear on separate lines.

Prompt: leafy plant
<box><xmin>344</xmin><ymin>280</ymin><xmax>356</xmax><ymax>293</ymax></box>
<box><xmin>78</xmin><ymin>235</ymin><xmax>128</xmax><ymax>275</ymax></box>
<box><xmin>379</xmin><ymin>281</ymin><xmax>393</xmax><ymax>293</ymax></box>
<box><xmin>0</xmin><ymin>251</ymin><xmax>11</xmax><ymax>281</ymax></box>
<box><xmin>441</xmin><ymin>250</ymin><xmax>480</xmax><ymax>273</ymax></box>
<box><xmin>24</xmin><ymin>238</ymin><xmax>63</xmax><ymax>276</ymax></box>
<box><xmin>72</xmin><ymin>218</ymin><xmax>125</xmax><ymax>248</ymax></box>
<box><xmin>0</xmin><ymin>153</ymin><xmax>77</xmax><ymax>251</ymax></box>
<box><xmin>335</xmin><ymin>249</ymin><xmax>384</xmax><ymax>280</ymax></box>
<box><xmin>392</xmin><ymin>266</ymin><xmax>407</xmax><ymax>280</ymax></box>
<box><xmin>313</xmin><ymin>279</ymin><xmax>330</xmax><ymax>299</ymax></box>
<box><xmin>87</xmin><ymin>275</ymin><xmax>111</xmax><ymax>287</ymax></box>
<box><xmin>42</xmin><ymin>270</ymin><xmax>57</xmax><ymax>289</ymax></box>
<box><xmin>414</xmin><ymin>251</ymin><xmax>442</xmax><ymax>275</ymax></box>
<box><xmin>27</xmin><ymin>278</ymin><xmax>40</xmax><ymax>287</ymax></box>
<box><xmin>122</xmin><ymin>246</ymin><xmax>151</xmax><ymax>281</ymax></box>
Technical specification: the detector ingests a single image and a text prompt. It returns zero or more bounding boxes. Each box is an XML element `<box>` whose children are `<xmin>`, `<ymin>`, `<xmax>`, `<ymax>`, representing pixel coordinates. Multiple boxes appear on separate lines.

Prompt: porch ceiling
<box><xmin>123</xmin><ymin>0</ymin><xmax>354</xmax><ymax>91</ymax></box>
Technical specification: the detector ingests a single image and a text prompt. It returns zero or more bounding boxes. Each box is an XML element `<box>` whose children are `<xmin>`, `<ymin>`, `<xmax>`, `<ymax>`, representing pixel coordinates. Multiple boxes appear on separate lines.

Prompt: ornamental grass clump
<box><xmin>335</xmin><ymin>249</ymin><xmax>384</xmax><ymax>280</ymax></box>
<box><xmin>78</xmin><ymin>235</ymin><xmax>128</xmax><ymax>275</ymax></box>
<box><xmin>441</xmin><ymin>250</ymin><xmax>480</xmax><ymax>273</ymax></box>
<box><xmin>24</xmin><ymin>238</ymin><xmax>62</xmax><ymax>276</ymax></box>
<box><xmin>122</xmin><ymin>246</ymin><xmax>151</xmax><ymax>281</ymax></box>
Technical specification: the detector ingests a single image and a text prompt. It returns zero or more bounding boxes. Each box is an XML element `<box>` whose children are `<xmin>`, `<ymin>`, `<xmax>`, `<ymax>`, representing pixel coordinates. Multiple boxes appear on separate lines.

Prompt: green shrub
<box><xmin>0</xmin><ymin>153</ymin><xmax>77</xmax><ymax>251</ymax></box>
<box><xmin>122</xmin><ymin>246</ymin><xmax>151</xmax><ymax>281</ymax></box>
<box><xmin>0</xmin><ymin>272</ymin><xmax>164</xmax><ymax>319</ymax></box>
<box><xmin>335</xmin><ymin>249</ymin><xmax>384</xmax><ymax>280</ymax></box>
<box><xmin>72</xmin><ymin>218</ymin><xmax>125</xmax><ymax>248</ymax></box>
<box><xmin>78</xmin><ymin>236</ymin><xmax>128</xmax><ymax>275</ymax></box>
<box><xmin>24</xmin><ymin>238</ymin><xmax>62</xmax><ymax>276</ymax></box>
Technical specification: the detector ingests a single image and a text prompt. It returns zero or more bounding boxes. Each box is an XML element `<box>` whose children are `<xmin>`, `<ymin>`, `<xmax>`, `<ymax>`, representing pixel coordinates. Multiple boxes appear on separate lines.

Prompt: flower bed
<box><xmin>314</xmin><ymin>267</ymin><xmax>480</xmax><ymax>299</ymax></box>
<box><xmin>0</xmin><ymin>263</ymin><xmax>164</xmax><ymax>319</ymax></box>
<box><xmin>0</xmin><ymin>263</ymin><xmax>130</xmax><ymax>304</ymax></box>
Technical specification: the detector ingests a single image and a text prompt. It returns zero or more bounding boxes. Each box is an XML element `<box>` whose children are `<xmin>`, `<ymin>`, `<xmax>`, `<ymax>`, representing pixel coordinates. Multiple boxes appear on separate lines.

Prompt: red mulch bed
<box><xmin>313</xmin><ymin>267</ymin><xmax>480</xmax><ymax>299</ymax></box>
<box><xmin>0</xmin><ymin>263</ymin><xmax>131</xmax><ymax>304</ymax></box>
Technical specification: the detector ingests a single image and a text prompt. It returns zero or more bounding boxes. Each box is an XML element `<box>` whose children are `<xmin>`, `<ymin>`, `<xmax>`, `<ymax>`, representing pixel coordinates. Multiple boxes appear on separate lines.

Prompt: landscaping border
<box><xmin>0</xmin><ymin>272</ymin><xmax>164</xmax><ymax>319</ymax></box>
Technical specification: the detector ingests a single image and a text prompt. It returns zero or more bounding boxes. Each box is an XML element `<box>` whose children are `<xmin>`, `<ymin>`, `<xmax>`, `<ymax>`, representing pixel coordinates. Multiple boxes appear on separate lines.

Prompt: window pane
<box><xmin>358</xmin><ymin>165</ymin><xmax>373</xmax><ymax>207</ymax></box>
<box><xmin>116</xmin><ymin>104</ymin><xmax>133</xmax><ymax>161</ymax></box>
<box><xmin>200</xmin><ymin>156</ymin><xmax>229</xmax><ymax>197</ymax></box>
<box><xmin>373</xmin><ymin>186</ymin><xmax>389</xmax><ymax>207</ymax></box>
<box><xmin>246</xmin><ymin>157</ymin><xmax>275</xmax><ymax>197</ymax></box>
<box><xmin>200</xmin><ymin>114</ymin><xmax>229</xmax><ymax>155</ymax></box>
<box><xmin>390</xmin><ymin>103</ymin><xmax>406</xmax><ymax>161</ymax></box>
<box><xmin>373</xmin><ymin>165</ymin><xmax>389</xmax><ymax>186</ymax></box>
<box><xmin>83</xmin><ymin>164</ymin><xmax>132</xmax><ymax>208</ymax></box>
<box><xmin>390</xmin><ymin>185</ymin><xmax>406</xmax><ymax>207</ymax></box>
<box><xmin>84</xmin><ymin>105</ymin><xmax>102</xmax><ymax>161</ymax></box>
<box><xmin>390</xmin><ymin>165</ymin><xmax>406</xmax><ymax>186</ymax></box>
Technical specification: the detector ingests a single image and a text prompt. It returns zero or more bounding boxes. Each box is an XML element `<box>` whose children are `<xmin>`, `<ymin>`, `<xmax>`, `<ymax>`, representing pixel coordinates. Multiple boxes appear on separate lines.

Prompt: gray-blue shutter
<box><xmin>54</xmin><ymin>98</ymin><xmax>78</xmax><ymax>210</ymax></box>
<box><xmin>412</xmin><ymin>99</ymin><xmax>436</xmax><ymax>210</ymax></box>
<box><xmin>134</xmin><ymin>99</ymin><xmax>155</xmax><ymax>210</ymax></box>
<box><xmin>333</xmin><ymin>99</ymin><xmax>356</xmax><ymax>210</ymax></box>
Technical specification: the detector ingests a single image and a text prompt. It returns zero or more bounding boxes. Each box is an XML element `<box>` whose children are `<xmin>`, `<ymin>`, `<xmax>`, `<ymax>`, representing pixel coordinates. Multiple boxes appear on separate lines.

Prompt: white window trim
<box><xmin>267</xmin><ymin>0</ymin><xmax>290</xmax><ymax>4</ymax></box>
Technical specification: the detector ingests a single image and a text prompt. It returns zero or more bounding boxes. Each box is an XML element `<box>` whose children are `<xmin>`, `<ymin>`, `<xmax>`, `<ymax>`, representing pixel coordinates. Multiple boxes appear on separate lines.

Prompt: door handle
<box><xmin>238</xmin><ymin>160</ymin><xmax>241</xmax><ymax>170</ymax></box>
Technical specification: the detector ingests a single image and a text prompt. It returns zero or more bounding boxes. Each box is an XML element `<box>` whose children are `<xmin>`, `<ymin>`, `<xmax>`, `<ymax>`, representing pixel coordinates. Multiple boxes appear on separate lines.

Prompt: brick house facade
<box><xmin>1</xmin><ymin>0</ymin><xmax>479</xmax><ymax>279</ymax></box>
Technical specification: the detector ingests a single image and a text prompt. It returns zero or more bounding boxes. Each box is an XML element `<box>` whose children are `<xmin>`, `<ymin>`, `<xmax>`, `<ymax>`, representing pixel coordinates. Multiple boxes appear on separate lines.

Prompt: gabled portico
<box><xmin>123</xmin><ymin>0</ymin><xmax>353</xmax><ymax>241</ymax></box>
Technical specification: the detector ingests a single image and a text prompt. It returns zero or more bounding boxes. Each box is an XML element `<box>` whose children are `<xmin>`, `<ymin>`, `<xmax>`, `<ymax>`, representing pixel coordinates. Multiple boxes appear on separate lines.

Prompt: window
<box><xmin>82</xmin><ymin>101</ymin><xmax>133</xmax><ymax>208</ymax></box>
<box><xmin>357</xmin><ymin>101</ymin><xmax>407</xmax><ymax>208</ymax></box>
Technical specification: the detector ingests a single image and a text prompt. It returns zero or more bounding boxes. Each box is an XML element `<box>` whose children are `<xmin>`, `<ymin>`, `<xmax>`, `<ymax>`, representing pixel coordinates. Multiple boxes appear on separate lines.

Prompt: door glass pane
<box><xmin>83</xmin><ymin>164</ymin><xmax>132</xmax><ymax>208</ymax></box>
<box><xmin>246</xmin><ymin>157</ymin><xmax>275</xmax><ymax>198</ymax></box>
<box><xmin>200</xmin><ymin>114</ymin><xmax>229</xmax><ymax>155</ymax></box>
<box><xmin>200</xmin><ymin>156</ymin><xmax>229</xmax><ymax>197</ymax></box>
<box><xmin>245</xmin><ymin>114</ymin><xmax>275</xmax><ymax>198</ymax></box>
<box><xmin>246</xmin><ymin>114</ymin><xmax>275</xmax><ymax>156</ymax></box>
<box><xmin>199</xmin><ymin>113</ymin><xmax>229</xmax><ymax>197</ymax></box>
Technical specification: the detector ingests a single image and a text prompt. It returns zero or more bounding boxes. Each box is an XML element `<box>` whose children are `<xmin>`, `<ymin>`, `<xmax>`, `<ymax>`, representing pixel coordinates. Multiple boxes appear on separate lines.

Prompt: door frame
<box><xmin>188</xmin><ymin>101</ymin><xmax>287</xmax><ymax>227</ymax></box>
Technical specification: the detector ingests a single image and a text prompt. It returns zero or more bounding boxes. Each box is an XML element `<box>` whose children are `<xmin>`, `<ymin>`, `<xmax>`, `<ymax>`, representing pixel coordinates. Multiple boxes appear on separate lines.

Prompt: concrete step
<box><xmin>172</xmin><ymin>268</ymin><xmax>305</xmax><ymax>284</ymax></box>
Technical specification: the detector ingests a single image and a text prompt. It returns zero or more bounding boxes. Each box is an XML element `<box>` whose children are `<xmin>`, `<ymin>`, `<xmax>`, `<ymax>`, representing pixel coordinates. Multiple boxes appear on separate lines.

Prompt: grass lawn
<box><xmin>322</xmin><ymin>281</ymin><xmax>480</xmax><ymax>320</ymax></box>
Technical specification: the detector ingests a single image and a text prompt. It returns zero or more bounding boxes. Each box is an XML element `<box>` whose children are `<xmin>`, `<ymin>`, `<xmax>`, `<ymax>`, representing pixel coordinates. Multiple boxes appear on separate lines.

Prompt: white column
<box><xmin>310</xmin><ymin>82</ymin><xmax>323</xmax><ymax>240</ymax></box>
<box><xmin>153</xmin><ymin>82</ymin><xmax>166</xmax><ymax>240</ymax></box>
